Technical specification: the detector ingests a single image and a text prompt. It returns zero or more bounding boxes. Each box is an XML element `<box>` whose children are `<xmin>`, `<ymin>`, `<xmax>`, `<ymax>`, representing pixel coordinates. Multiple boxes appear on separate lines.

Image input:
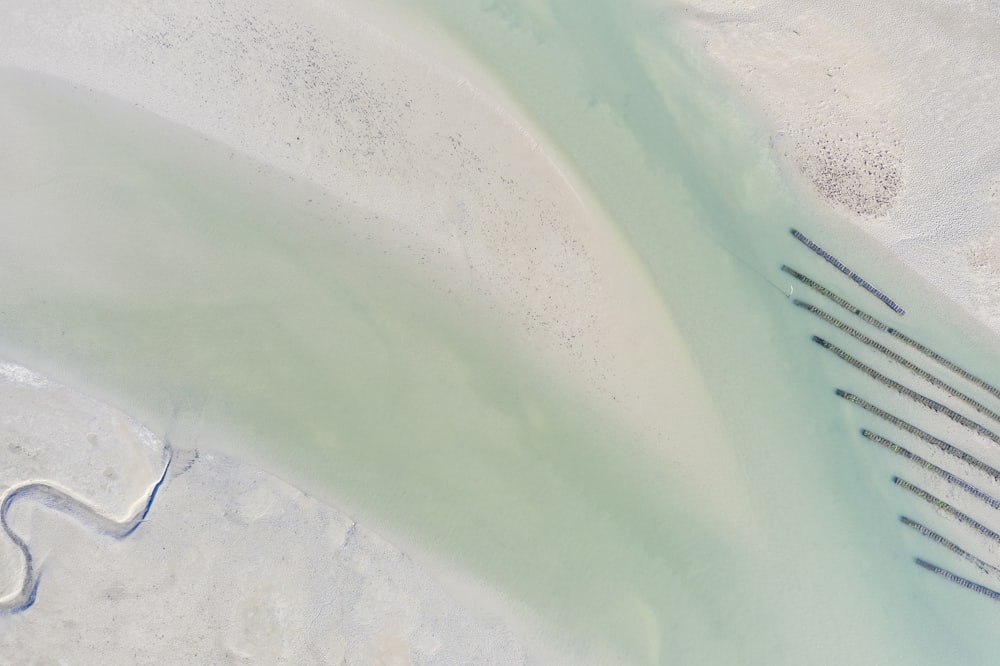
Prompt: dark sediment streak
<box><xmin>836</xmin><ymin>390</ymin><xmax>1000</xmax><ymax>483</ymax></box>
<box><xmin>789</xmin><ymin>228</ymin><xmax>905</xmax><ymax>315</ymax></box>
<box><xmin>781</xmin><ymin>265</ymin><xmax>887</xmax><ymax>330</ymax></box>
<box><xmin>816</xmin><ymin>337</ymin><xmax>1000</xmax><ymax>447</ymax></box>
<box><xmin>797</xmin><ymin>300</ymin><xmax>1000</xmax><ymax>425</ymax></box>
<box><xmin>901</xmin><ymin>517</ymin><xmax>1000</xmax><ymax>580</ymax></box>
<box><xmin>887</xmin><ymin>327</ymin><xmax>1000</xmax><ymax>404</ymax></box>
<box><xmin>863</xmin><ymin>431</ymin><xmax>1000</xmax><ymax>511</ymax></box>
<box><xmin>782</xmin><ymin>264</ymin><xmax>1000</xmax><ymax>403</ymax></box>
<box><xmin>893</xmin><ymin>477</ymin><xmax>1000</xmax><ymax>545</ymax></box>
<box><xmin>784</xmin><ymin>254</ymin><xmax>1000</xmax><ymax>608</ymax></box>
<box><xmin>914</xmin><ymin>558</ymin><xmax>1000</xmax><ymax>602</ymax></box>
<box><xmin>0</xmin><ymin>445</ymin><xmax>173</xmax><ymax>613</ymax></box>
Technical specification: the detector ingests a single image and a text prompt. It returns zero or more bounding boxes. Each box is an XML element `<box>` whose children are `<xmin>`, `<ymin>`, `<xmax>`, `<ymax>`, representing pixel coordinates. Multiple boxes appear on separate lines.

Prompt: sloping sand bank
<box><xmin>0</xmin><ymin>361</ymin><xmax>531</xmax><ymax>663</ymax></box>
<box><xmin>0</xmin><ymin>0</ymin><xmax>742</xmax><ymax>499</ymax></box>
<box><xmin>0</xmin><ymin>9</ymin><xmax>746</xmax><ymax>661</ymax></box>
<box><xmin>5</xmin><ymin>0</ymin><xmax>1000</xmax><ymax>663</ymax></box>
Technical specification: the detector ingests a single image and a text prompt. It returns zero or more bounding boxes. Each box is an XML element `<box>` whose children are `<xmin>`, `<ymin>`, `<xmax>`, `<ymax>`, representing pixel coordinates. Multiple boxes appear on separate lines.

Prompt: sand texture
<box><xmin>675</xmin><ymin>0</ymin><xmax>1000</xmax><ymax>329</ymax></box>
<box><xmin>4</xmin><ymin>0</ymin><xmax>1000</xmax><ymax>663</ymax></box>
<box><xmin>0</xmin><ymin>364</ymin><xmax>529</xmax><ymax>663</ymax></box>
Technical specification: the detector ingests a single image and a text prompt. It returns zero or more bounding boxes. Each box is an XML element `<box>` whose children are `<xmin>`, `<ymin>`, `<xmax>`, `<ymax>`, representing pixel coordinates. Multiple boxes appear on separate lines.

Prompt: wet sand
<box><xmin>3</xmin><ymin>1</ymin><xmax>1000</xmax><ymax>663</ymax></box>
<box><xmin>675</xmin><ymin>0</ymin><xmax>1000</xmax><ymax>330</ymax></box>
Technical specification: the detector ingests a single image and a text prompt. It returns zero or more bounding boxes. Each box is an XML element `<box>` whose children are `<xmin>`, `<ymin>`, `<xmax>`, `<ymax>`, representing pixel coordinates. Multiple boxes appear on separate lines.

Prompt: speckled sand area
<box><xmin>3</xmin><ymin>0</ymin><xmax>1000</xmax><ymax>664</ymax></box>
<box><xmin>674</xmin><ymin>0</ymin><xmax>1000</xmax><ymax>328</ymax></box>
<box><xmin>0</xmin><ymin>362</ymin><xmax>533</xmax><ymax>663</ymax></box>
<box><xmin>0</xmin><ymin>1</ymin><xmax>732</xmax><ymax>662</ymax></box>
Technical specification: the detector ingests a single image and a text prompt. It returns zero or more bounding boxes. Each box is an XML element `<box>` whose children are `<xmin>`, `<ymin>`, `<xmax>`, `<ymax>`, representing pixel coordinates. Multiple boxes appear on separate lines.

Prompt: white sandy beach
<box><xmin>673</xmin><ymin>0</ymin><xmax>1000</xmax><ymax>329</ymax></box>
<box><xmin>0</xmin><ymin>0</ymin><xmax>745</xmax><ymax>662</ymax></box>
<box><xmin>0</xmin><ymin>0</ymin><xmax>740</xmax><ymax>487</ymax></box>
<box><xmin>0</xmin><ymin>362</ymin><xmax>534</xmax><ymax>663</ymax></box>
<box><xmin>2</xmin><ymin>0</ymin><xmax>1000</xmax><ymax>663</ymax></box>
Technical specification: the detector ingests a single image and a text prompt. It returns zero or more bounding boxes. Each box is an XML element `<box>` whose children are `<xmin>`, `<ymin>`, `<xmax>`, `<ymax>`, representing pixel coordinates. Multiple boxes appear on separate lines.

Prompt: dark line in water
<box><xmin>914</xmin><ymin>558</ymin><xmax>1000</xmax><ymax>602</ymax></box>
<box><xmin>789</xmin><ymin>228</ymin><xmax>905</xmax><ymax>315</ymax></box>
<box><xmin>816</xmin><ymin>337</ymin><xmax>1000</xmax><ymax>447</ymax></box>
<box><xmin>798</xmin><ymin>301</ymin><xmax>1000</xmax><ymax>425</ymax></box>
<box><xmin>835</xmin><ymin>390</ymin><xmax>1000</xmax><ymax>482</ymax></box>
<box><xmin>901</xmin><ymin>517</ymin><xmax>1000</xmax><ymax>580</ymax></box>
<box><xmin>894</xmin><ymin>477</ymin><xmax>1000</xmax><ymax>545</ymax></box>
<box><xmin>886</xmin><ymin>327</ymin><xmax>1000</xmax><ymax>404</ymax></box>
<box><xmin>783</xmin><ymin>264</ymin><xmax>1000</xmax><ymax>403</ymax></box>
<box><xmin>863</xmin><ymin>431</ymin><xmax>1000</xmax><ymax>511</ymax></box>
<box><xmin>0</xmin><ymin>445</ymin><xmax>173</xmax><ymax>613</ymax></box>
<box><xmin>781</xmin><ymin>265</ymin><xmax>887</xmax><ymax>330</ymax></box>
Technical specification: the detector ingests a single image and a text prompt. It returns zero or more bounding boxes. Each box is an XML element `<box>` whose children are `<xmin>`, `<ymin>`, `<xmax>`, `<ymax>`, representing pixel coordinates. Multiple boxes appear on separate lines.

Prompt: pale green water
<box><xmin>398</xmin><ymin>3</ymin><xmax>1000</xmax><ymax>662</ymax></box>
<box><xmin>3</xmin><ymin>2</ymin><xmax>1000</xmax><ymax>663</ymax></box>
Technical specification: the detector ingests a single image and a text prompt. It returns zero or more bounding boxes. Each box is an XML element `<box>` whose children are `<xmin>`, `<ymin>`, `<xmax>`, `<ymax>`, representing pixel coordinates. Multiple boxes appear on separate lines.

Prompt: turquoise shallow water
<box><xmin>400</xmin><ymin>0</ymin><xmax>1000</xmax><ymax>662</ymax></box>
<box><xmin>4</xmin><ymin>2</ymin><xmax>1000</xmax><ymax>663</ymax></box>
